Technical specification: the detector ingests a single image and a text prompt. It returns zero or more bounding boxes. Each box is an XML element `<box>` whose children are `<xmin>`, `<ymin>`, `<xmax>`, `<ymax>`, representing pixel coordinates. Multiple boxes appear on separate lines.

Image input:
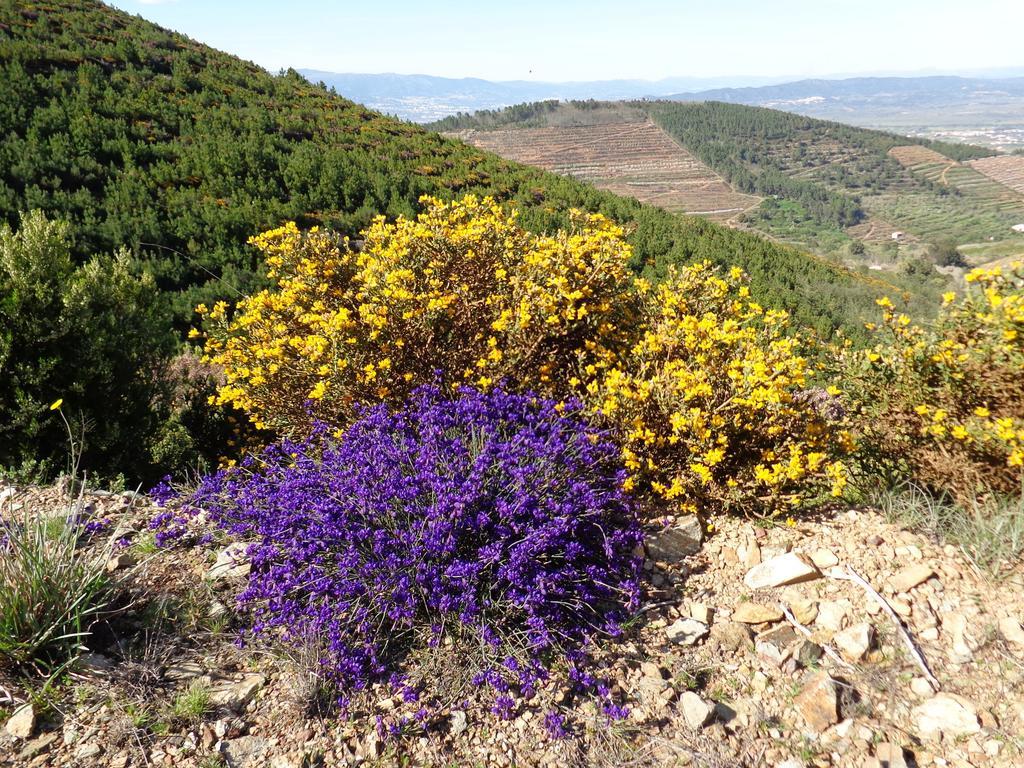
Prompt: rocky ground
<box><xmin>2</xmin><ymin>485</ymin><xmax>1023</xmax><ymax>767</ymax></box>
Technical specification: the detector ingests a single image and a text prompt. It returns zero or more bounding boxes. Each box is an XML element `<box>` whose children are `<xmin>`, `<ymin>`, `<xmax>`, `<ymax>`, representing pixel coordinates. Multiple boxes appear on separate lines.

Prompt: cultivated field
<box><xmin>863</xmin><ymin>190</ymin><xmax>1024</xmax><ymax>244</ymax></box>
<box><xmin>883</xmin><ymin>146</ymin><xmax>1024</xmax><ymax>241</ymax></box>
<box><xmin>961</xmin><ymin>239</ymin><xmax>1024</xmax><ymax>268</ymax></box>
<box><xmin>450</xmin><ymin>121</ymin><xmax>760</xmax><ymax>221</ymax></box>
<box><xmin>969</xmin><ymin>155</ymin><xmax>1024</xmax><ymax>196</ymax></box>
<box><xmin>888</xmin><ymin>144</ymin><xmax>954</xmax><ymax>169</ymax></box>
<box><xmin>846</xmin><ymin>216</ymin><xmax>915</xmax><ymax>243</ymax></box>
<box><xmin>889</xmin><ymin>145</ymin><xmax>1021</xmax><ymax>206</ymax></box>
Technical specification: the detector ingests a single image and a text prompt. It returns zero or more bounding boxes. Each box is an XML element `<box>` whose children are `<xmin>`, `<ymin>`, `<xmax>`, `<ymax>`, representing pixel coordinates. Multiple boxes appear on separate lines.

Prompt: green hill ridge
<box><xmin>0</xmin><ymin>0</ymin><xmax>911</xmax><ymax>339</ymax></box>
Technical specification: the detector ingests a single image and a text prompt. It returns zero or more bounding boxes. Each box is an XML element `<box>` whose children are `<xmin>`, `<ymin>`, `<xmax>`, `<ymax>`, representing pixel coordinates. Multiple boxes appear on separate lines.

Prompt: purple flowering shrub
<box><xmin>168</xmin><ymin>385</ymin><xmax>642</xmax><ymax>715</ymax></box>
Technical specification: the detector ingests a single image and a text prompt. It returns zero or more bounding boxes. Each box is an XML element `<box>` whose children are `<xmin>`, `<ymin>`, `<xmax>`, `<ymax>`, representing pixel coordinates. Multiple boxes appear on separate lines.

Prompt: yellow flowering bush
<box><xmin>839</xmin><ymin>263</ymin><xmax>1024</xmax><ymax>502</ymax></box>
<box><xmin>201</xmin><ymin>195</ymin><xmax>636</xmax><ymax>431</ymax></box>
<box><xmin>202</xmin><ymin>196</ymin><xmax>851</xmax><ymax>516</ymax></box>
<box><xmin>592</xmin><ymin>263</ymin><xmax>850</xmax><ymax>516</ymax></box>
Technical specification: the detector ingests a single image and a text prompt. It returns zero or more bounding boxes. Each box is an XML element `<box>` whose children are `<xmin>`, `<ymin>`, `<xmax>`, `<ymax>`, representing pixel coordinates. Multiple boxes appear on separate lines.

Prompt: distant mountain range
<box><xmin>670</xmin><ymin>75</ymin><xmax>1024</xmax><ymax>105</ymax></box>
<box><xmin>297</xmin><ymin>71</ymin><xmax>786</xmax><ymax>122</ymax></box>
<box><xmin>301</xmin><ymin>71</ymin><xmax>1024</xmax><ymax>150</ymax></box>
<box><xmin>671</xmin><ymin>76</ymin><xmax>1024</xmax><ymax>119</ymax></box>
<box><xmin>668</xmin><ymin>76</ymin><xmax>1024</xmax><ymax>150</ymax></box>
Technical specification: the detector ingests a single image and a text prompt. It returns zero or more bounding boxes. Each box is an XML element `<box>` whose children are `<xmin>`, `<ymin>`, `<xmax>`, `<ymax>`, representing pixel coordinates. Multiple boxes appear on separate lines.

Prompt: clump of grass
<box><xmin>0</xmin><ymin>404</ymin><xmax>116</xmax><ymax>674</ymax></box>
<box><xmin>874</xmin><ymin>483</ymin><xmax>1024</xmax><ymax>576</ymax></box>
<box><xmin>170</xmin><ymin>679</ymin><xmax>212</xmax><ymax>723</ymax></box>
<box><xmin>0</xmin><ymin>506</ymin><xmax>110</xmax><ymax>673</ymax></box>
<box><xmin>132</xmin><ymin>530</ymin><xmax>159</xmax><ymax>556</ymax></box>
<box><xmin>279</xmin><ymin>634</ymin><xmax>335</xmax><ymax>717</ymax></box>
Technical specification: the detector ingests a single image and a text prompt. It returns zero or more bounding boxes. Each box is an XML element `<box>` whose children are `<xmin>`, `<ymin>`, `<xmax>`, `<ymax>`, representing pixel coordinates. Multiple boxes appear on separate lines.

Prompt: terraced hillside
<box><xmin>449</xmin><ymin>121</ymin><xmax>760</xmax><ymax>221</ymax></box>
<box><xmin>646</xmin><ymin>102</ymin><xmax>1024</xmax><ymax>264</ymax></box>
<box><xmin>890</xmin><ymin>145</ymin><xmax>1023</xmax><ymax>206</ymax></box>
<box><xmin>969</xmin><ymin>155</ymin><xmax>1024</xmax><ymax>197</ymax></box>
<box><xmin>846</xmin><ymin>217</ymin><xmax>915</xmax><ymax>244</ymax></box>
<box><xmin>881</xmin><ymin>145</ymin><xmax>1024</xmax><ymax>244</ymax></box>
<box><xmin>888</xmin><ymin>144</ymin><xmax>956</xmax><ymax>170</ymax></box>
<box><xmin>434</xmin><ymin>101</ymin><xmax>1024</xmax><ymax>270</ymax></box>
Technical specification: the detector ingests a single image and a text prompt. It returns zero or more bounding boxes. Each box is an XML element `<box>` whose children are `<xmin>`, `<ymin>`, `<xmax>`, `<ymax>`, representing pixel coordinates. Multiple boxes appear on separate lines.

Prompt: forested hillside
<box><xmin>1</xmin><ymin>0</ymin><xmax>891</xmax><ymax>337</ymax></box>
<box><xmin>430</xmin><ymin>99</ymin><xmax>993</xmax><ymax>163</ymax></box>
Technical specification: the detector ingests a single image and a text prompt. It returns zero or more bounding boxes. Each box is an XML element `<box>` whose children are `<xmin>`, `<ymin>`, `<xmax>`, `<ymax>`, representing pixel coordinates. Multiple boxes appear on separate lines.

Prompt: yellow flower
<box><xmin>703</xmin><ymin>447</ymin><xmax>725</xmax><ymax>466</ymax></box>
<box><xmin>689</xmin><ymin>462</ymin><xmax>713</xmax><ymax>485</ymax></box>
<box><xmin>49</xmin><ymin>398</ymin><xmax>63</xmax><ymax>411</ymax></box>
<box><xmin>203</xmin><ymin>197</ymin><xmax>847</xmax><ymax>518</ymax></box>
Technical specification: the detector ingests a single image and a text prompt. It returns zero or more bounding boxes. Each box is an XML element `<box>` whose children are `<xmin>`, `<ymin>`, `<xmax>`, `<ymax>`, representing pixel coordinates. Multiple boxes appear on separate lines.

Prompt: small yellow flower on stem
<box><xmin>49</xmin><ymin>398</ymin><xmax>63</xmax><ymax>411</ymax></box>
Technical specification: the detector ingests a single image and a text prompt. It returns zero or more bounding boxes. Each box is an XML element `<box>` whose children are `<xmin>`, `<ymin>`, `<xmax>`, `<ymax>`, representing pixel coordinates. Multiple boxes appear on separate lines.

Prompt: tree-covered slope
<box><xmin>642</xmin><ymin>101</ymin><xmax>994</xmax><ymax>224</ymax></box>
<box><xmin>0</xmin><ymin>0</ymin><xmax>893</xmax><ymax>338</ymax></box>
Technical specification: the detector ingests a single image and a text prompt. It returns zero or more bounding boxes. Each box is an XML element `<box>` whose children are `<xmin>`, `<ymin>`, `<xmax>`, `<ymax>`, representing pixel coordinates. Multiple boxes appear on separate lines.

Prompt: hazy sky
<box><xmin>109</xmin><ymin>0</ymin><xmax>1024</xmax><ymax>82</ymax></box>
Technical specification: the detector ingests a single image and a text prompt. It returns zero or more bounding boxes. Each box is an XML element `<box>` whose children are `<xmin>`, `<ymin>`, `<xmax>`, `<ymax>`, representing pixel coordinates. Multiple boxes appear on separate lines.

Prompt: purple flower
<box><xmin>148</xmin><ymin>476</ymin><xmax>177</xmax><ymax>506</ymax></box>
<box><xmin>543</xmin><ymin>711</ymin><xmax>569</xmax><ymax>739</ymax></box>
<box><xmin>83</xmin><ymin>518</ymin><xmax>110</xmax><ymax>536</ymax></box>
<box><xmin>157</xmin><ymin>385</ymin><xmax>642</xmax><ymax>718</ymax></box>
<box><xmin>492</xmin><ymin>695</ymin><xmax>516</xmax><ymax>720</ymax></box>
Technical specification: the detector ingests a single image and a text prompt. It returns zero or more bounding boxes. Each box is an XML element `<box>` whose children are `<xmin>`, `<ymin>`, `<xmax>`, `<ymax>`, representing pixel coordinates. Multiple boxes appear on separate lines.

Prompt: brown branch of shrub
<box><xmin>829</xmin><ymin>566</ymin><xmax>941</xmax><ymax>690</ymax></box>
<box><xmin>779</xmin><ymin>603</ymin><xmax>855</xmax><ymax>672</ymax></box>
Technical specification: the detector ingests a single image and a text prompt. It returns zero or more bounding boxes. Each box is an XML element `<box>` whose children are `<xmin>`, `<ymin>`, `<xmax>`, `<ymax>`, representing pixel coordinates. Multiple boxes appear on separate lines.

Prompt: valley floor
<box><xmin>2</xmin><ymin>486</ymin><xmax>1023</xmax><ymax>767</ymax></box>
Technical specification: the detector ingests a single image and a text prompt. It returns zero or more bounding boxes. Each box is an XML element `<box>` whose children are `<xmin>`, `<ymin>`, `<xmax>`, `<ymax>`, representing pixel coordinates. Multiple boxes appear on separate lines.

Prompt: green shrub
<box><xmin>0</xmin><ymin>211</ymin><xmax>176</xmax><ymax>481</ymax></box>
<box><xmin>148</xmin><ymin>351</ymin><xmax>240</xmax><ymax>477</ymax></box>
<box><xmin>928</xmin><ymin>239</ymin><xmax>967</xmax><ymax>268</ymax></box>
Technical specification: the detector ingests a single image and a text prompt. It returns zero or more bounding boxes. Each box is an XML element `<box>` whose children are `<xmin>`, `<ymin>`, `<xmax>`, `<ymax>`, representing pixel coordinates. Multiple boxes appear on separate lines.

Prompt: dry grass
<box><xmin>276</xmin><ymin>634</ymin><xmax>336</xmax><ymax>718</ymax></box>
<box><xmin>0</xmin><ymin>496</ymin><xmax>112</xmax><ymax>674</ymax></box>
<box><xmin>873</xmin><ymin>483</ymin><xmax>1024</xmax><ymax>577</ymax></box>
<box><xmin>888</xmin><ymin>144</ymin><xmax>955</xmax><ymax>168</ymax></box>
